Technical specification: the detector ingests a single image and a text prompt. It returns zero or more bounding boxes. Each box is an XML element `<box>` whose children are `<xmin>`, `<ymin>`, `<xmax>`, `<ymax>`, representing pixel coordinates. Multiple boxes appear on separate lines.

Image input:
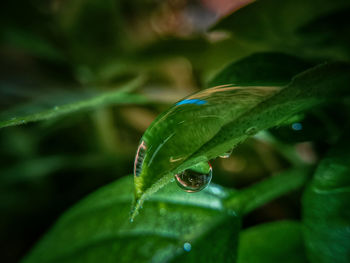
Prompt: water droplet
<box><xmin>134</xmin><ymin>140</ymin><xmax>147</xmax><ymax>177</ymax></box>
<box><xmin>219</xmin><ymin>148</ymin><xmax>233</xmax><ymax>158</ymax></box>
<box><xmin>54</xmin><ymin>106</ymin><xmax>59</xmax><ymax>110</ymax></box>
<box><xmin>130</xmin><ymin>218</ymin><xmax>134</xmax><ymax>223</ymax></box>
<box><xmin>175</xmin><ymin>162</ymin><xmax>212</xmax><ymax>193</ymax></box>
<box><xmin>291</xmin><ymin>122</ymin><xmax>303</xmax><ymax>131</ymax></box>
<box><xmin>183</xmin><ymin>242</ymin><xmax>192</xmax><ymax>252</ymax></box>
<box><xmin>245</xmin><ymin>126</ymin><xmax>257</xmax><ymax>135</ymax></box>
<box><xmin>228</xmin><ymin>210</ymin><xmax>238</xmax><ymax>217</ymax></box>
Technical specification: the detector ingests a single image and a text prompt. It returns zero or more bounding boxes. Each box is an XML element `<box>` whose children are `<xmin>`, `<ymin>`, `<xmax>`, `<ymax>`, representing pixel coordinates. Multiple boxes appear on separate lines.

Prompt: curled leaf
<box><xmin>132</xmin><ymin>60</ymin><xmax>350</xmax><ymax>219</ymax></box>
<box><xmin>302</xmin><ymin>141</ymin><xmax>350</xmax><ymax>262</ymax></box>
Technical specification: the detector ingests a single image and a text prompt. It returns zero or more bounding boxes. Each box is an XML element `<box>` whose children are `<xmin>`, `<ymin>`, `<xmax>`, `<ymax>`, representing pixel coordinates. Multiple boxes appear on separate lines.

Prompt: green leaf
<box><xmin>22</xmin><ymin>166</ymin><xmax>311</xmax><ymax>263</ymax></box>
<box><xmin>0</xmin><ymin>77</ymin><xmax>147</xmax><ymax>129</ymax></box>
<box><xmin>302</xmin><ymin>142</ymin><xmax>350</xmax><ymax>263</ymax></box>
<box><xmin>132</xmin><ymin>57</ymin><xmax>350</xmax><ymax>218</ymax></box>
<box><xmin>225</xmin><ymin>168</ymin><xmax>309</xmax><ymax>215</ymax></box>
<box><xmin>296</xmin><ymin>8</ymin><xmax>350</xmax><ymax>60</ymax></box>
<box><xmin>21</xmin><ymin>176</ymin><xmax>240</xmax><ymax>263</ymax></box>
<box><xmin>212</xmin><ymin>0</ymin><xmax>350</xmax><ymax>60</ymax></box>
<box><xmin>208</xmin><ymin>52</ymin><xmax>312</xmax><ymax>87</ymax></box>
<box><xmin>238</xmin><ymin>221</ymin><xmax>308</xmax><ymax>263</ymax></box>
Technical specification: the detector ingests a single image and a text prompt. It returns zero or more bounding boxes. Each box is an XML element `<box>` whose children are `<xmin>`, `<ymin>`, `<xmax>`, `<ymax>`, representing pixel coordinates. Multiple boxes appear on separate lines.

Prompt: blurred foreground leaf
<box><xmin>238</xmin><ymin>221</ymin><xmax>308</xmax><ymax>263</ymax></box>
<box><xmin>302</xmin><ymin>141</ymin><xmax>350</xmax><ymax>263</ymax></box>
<box><xmin>22</xmin><ymin>167</ymin><xmax>309</xmax><ymax>263</ymax></box>
<box><xmin>0</xmin><ymin>77</ymin><xmax>147</xmax><ymax>129</ymax></box>
<box><xmin>22</xmin><ymin>176</ymin><xmax>239</xmax><ymax>263</ymax></box>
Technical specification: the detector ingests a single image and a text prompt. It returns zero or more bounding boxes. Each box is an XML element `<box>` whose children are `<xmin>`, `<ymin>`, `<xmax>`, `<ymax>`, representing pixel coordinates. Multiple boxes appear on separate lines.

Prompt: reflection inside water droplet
<box><xmin>245</xmin><ymin>126</ymin><xmax>257</xmax><ymax>135</ymax></box>
<box><xmin>134</xmin><ymin>140</ymin><xmax>147</xmax><ymax>177</ymax></box>
<box><xmin>175</xmin><ymin>162</ymin><xmax>212</xmax><ymax>193</ymax></box>
<box><xmin>219</xmin><ymin>148</ymin><xmax>233</xmax><ymax>158</ymax></box>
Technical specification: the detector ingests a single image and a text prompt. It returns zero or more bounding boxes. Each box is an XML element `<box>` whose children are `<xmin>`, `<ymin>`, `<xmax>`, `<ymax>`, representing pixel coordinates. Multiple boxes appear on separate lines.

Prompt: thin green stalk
<box><xmin>224</xmin><ymin>167</ymin><xmax>310</xmax><ymax>215</ymax></box>
<box><xmin>0</xmin><ymin>76</ymin><xmax>147</xmax><ymax>129</ymax></box>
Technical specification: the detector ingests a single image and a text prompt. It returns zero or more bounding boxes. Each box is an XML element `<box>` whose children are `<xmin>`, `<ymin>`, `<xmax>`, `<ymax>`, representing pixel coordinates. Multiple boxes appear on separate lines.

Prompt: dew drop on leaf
<box><xmin>291</xmin><ymin>122</ymin><xmax>303</xmax><ymax>131</ymax></box>
<box><xmin>219</xmin><ymin>149</ymin><xmax>233</xmax><ymax>158</ymax></box>
<box><xmin>244</xmin><ymin>126</ymin><xmax>257</xmax><ymax>135</ymax></box>
<box><xmin>174</xmin><ymin>162</ymin><xmax>212</xmax><ymax>193</ymax></box>
<box><xmin>183</xmin><ymin>242</ymin><xmax>192</xmax><ymax>252</ymax></box>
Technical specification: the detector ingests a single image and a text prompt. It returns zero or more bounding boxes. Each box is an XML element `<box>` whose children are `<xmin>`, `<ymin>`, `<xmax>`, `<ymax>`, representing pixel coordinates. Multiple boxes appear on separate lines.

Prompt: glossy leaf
<box><xmin>302</xmin><ymin>143</ymin><xmax>350</xmax><ymax>263</ymax></box>
<box><xmin>132</xmin><ymin>59</ymin><xmax>350</xmax><ymax>218</ymax></box>
<box><xmin>238</xmin><ymin>221</ymin><xmax>308</xmax><ymax>263</ymax></box>
<box><xmin>21</xmin><ymin>176</ymin><xmax>240</xmax><ymax>263</ymax></box>
<box><xmin>0</xmin><ymin>77</ymin><xmax>146</xmax><ymax>129</ymax></box>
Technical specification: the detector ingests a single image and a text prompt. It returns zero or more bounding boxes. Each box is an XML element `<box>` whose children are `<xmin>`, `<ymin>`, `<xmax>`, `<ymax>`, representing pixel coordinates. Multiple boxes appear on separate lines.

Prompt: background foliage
<box><xmin>1</xmin><ymin>0</ymin><xmax>349</xmax><ymax>262</ymax></box>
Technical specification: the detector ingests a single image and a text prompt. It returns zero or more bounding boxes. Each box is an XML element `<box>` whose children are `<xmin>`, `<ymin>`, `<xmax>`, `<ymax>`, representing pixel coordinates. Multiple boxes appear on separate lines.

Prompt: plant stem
<box><xmin>224</xmin><ymin>167</ymin><xmax>311</xmax><ymax>215</ymax></box>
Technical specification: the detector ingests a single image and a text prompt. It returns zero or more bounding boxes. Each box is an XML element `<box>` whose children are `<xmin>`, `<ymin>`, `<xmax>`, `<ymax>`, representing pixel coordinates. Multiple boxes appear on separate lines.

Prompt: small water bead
<box><xmin>175</xmin><ymin>162</ymin><xmax>212</xmax><ymax>193</ymax></box>
<box><xmin>291</xmin><ymin>122</ymin><xmax>303</xmax><ymax>131</ymax></box>
<box><xmin>244</xmin><ymin>126</ymin><xmax>257</xmax><ymax>136</ymax></box>
<box><xmin>183</xmin><ymin>242</ymin><xmax>192</xmax><ymax>252</ymax></box>
<box><xmin>219</xmin><ymin>148</ymin><xmax>233</xmax><ymax>158</ymax></box>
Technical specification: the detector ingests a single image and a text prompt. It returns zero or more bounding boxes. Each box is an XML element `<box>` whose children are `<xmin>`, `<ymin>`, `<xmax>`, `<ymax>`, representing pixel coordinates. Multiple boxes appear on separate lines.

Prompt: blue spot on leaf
<box><xmin>176</xmin><ymin>99</ymin><xmax>207</xmax><ymax>106</ymax></box>
<box><xmin>292</xmin><ymin>122</ymin><xmax>303</xmax><ymax>131</ymax></box>
<box><xmin>183</xmin><ymin>242</ymin><xmax>192</xmax><ymax>252</ymax></box>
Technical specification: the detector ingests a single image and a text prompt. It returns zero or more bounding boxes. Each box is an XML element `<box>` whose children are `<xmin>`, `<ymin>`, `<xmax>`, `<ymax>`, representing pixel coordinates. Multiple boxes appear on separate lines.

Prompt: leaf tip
<box><xmin>129</xmin><ymin>194</ymin><xmax>145</xmax><ymax>222</ymax></box>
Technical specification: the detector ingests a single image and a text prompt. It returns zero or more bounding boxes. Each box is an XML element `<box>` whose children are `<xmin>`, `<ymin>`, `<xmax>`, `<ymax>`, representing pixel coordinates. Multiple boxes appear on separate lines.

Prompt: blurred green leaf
<box><xmin>208</xmin><ymin>52</ymin><xmax>312</xmax><ymax>87</ymax></box>
<box><xmin>22</xmin><ymin>167</ymin><xmax>311</xmax><ymax>263</ymax></box>
<box><xmin>212</xmin><ymin>0</ymin><xmax>350</xmax><ymax>60</ymax></box>
<box><xmin>1</xmin><ymin>27</ymin><xmax>65</xmax><ymax>62</ymax></box>
<box><xmin>238</xmin><ymin>221</ymin><xmax>308</xmax><ymax>263</ymax></box>
<box><xmin>269</xmin><ymin>103</ymin><xmax>348</xmax><ymax>145</ymax></box>
<box><xmin>0</xmin><ymin>77</ymin><xmax>147</xmax><ymax>129</ymax></box>
<box><xmin>21</xmin><ymin>176</ymin><xmax>240</xmax><ymax>263</ymax></box>
<box><xmin>56</xmin><ymin>0</ymin><xmax>125</xmax><ymax>67</ymax></box>
<box><xmin>132</xmin><ymin>58</ymin><xmax>350</xmax><ymax>217</ymax></box>
<box><xmin>225</xmin><ymin>168</ymin><xmax>309</xmax><ymax>215</ymax></box>
<box><xmin>302</xmin><ymin>141</ymin><xmax>350</xmax><ymax>263</ymax></box>
<box><xmin>296</xmin><ymin>8</ymin><xmax>350</xmax><ymax>60</ymax></box>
